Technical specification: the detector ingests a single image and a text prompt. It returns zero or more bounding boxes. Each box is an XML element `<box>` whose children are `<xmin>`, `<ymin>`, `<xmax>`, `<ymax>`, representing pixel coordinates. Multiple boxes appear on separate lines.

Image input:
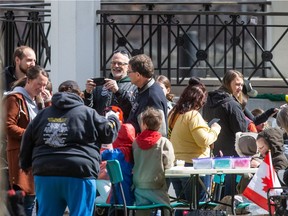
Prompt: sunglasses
<box><xmin>113</xmin><ymin>49</ymin><xmax>131</xmax><ymax>58</ymax></box>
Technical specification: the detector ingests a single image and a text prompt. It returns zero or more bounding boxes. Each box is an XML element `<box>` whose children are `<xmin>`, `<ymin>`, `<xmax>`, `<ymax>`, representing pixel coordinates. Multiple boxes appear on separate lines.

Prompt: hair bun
<box><xmin>188</xmin><ymin>77</ymin><xmax>201</xmax><ymax>86</ymax></box>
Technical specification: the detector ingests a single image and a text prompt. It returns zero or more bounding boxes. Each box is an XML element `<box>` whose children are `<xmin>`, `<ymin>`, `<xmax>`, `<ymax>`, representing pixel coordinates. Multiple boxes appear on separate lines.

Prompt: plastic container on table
<box><xmin>213</xmin><ymin>157</ymin><xmax>233</xmax><ymax>169</ymax></box>
<box><xmin>232</xmin><ymin>157</ymin><xmax>251</xmax><ymax>169</ymax></box>
<box><xmin>192</xmin><ymin>157</ymin><xmax>214</xmax><ymax>169</ymax></box>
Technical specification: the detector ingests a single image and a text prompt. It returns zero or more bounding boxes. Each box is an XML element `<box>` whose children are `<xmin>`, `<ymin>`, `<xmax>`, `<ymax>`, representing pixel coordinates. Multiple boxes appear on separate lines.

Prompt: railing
<box><xmin>1</xmin><ymin>1</ymin><xmax>288</xmax><ymax>88</ymax></box>
<box><xmin>97</xmin><ymin>1</ymin><xmax>288</xmax><ymax>87</ymax></box>
<box><xmin>0</xmin><ymin>2</ymin><xmax>51</xmax><ymax>70</ymax></box>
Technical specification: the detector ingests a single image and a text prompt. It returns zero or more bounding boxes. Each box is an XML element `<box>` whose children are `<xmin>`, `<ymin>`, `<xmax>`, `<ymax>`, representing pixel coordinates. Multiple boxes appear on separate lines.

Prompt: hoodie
<box><xmin>19</xmin><ymin>92</ymin><xmax>120</xmax><ymax>179</ymax></box>
<box><xmin>202</xmin><ymin>88</ymin><xmax>247</xmax><ymax>157</ymax></box>
<box><xmin>257</xmin><ymin>127</ymin><xmax>288</xmax><ymax>171</ymax></box>
<box><xmin>2</xmin><ymin>66</ymin><xmax>17</xmax><ymax>92</ymax></box>
<box><xmin>8</xmin><ymin>86</ymin><xmax>39</xmax><ymax>121</ymax></box>
<box><xmin>101</xmin><ymin>123</ymin><xmax>136</xmax><ymax>205</ymax></box>
<box><xmin>132</xmin><ymin>130</ymin><xmax>174</xmax><ymax>189</ymax></box>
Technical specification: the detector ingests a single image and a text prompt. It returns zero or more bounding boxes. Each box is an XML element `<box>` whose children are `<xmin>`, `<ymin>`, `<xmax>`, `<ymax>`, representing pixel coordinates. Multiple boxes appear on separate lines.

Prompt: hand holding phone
<box><xmin>208</xmin><ymin>118</ymin><xmax>220</xmax><ymax>127</ymax></box>
<box><xmin>91</xmin><ymin>78</ymin><xmax>106</xmax><ymax>86</ymax></box>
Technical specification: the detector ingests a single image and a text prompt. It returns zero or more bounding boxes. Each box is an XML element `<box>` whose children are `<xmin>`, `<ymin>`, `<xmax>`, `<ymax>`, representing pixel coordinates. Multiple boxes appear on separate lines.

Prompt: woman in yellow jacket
<box><xmin>168</xmin><ymin>77</ymin><xmax>221</xmax><ymax>216</ymax></box>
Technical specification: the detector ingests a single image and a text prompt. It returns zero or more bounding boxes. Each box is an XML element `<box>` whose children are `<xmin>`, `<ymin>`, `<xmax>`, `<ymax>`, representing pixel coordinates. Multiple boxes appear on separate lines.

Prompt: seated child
<box><xmin>96</xmin><ymin>144</ymin><xmax>113</xmax><ymax>204</ymax></box>
<box><xmin>101</xmin><ymin>123</ymin><xmax>136</xmax><ymax>206</ymax></box>
<box><xmin>238</xmin><ymin>127</ymin><xmax>288</xmax><ymax>193</ymax></box>
<box><xmin>132</xmin><ymin>107</ymin><xmax>175</xmax><ymax>216</ymax></box>
<box><xmin>253</xmin><ymin>127</ymin><xmax>288</xmax><ymax>171</ymax></box>
<box><xmin>96</xmin><ymin>106</ymin><xmax>125</xmax><ymax>205</ymax></box>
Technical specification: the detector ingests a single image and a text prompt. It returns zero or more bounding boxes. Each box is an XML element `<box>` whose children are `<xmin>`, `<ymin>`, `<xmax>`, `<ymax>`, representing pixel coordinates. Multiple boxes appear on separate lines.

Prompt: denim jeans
<box><xmin>24</xmin><ymin>194</ymin><xmax>35</xmax><ymax>216</ymax></box>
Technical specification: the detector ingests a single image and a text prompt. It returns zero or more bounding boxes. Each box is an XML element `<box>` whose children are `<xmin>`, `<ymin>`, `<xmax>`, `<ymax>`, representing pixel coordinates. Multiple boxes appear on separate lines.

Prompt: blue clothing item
<box><xmin>170</xmin><ymin>163</ymin><xmax>211</xmax><ymax>216</ymax></box>
<box><xmin>102</xmin><ymin>148</ymin><xmax>134</xmax><ymax>205</ymax></box>
<box><xmin>223</xmin><ymin>174</ymin><xmax>233</xmax><ymax>197</ymax></box>
<box><xmin>34</xmin><ymin>176</ymin><xmax>96</xmax><ymax>216</ymax></box>
<box><xmin>23</xmin><ymin>195</ymin><xmax>35</xmax><ymax>216</ymax></box>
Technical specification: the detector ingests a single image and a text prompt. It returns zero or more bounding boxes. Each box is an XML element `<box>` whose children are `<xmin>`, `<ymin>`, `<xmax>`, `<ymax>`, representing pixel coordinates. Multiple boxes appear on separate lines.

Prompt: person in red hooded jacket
<box><xmin>101</xmin><ymin>123</ymin><xmax>136</xmax><ymax>206</ymax></box>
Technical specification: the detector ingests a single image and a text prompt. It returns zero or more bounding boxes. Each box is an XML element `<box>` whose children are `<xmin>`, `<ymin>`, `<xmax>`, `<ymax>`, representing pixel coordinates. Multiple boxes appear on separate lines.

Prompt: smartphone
<box><xmin>208</xmin><ymin>118</ymin><xmax>220</xmax><ymax>127</ymax></box>
<box><xmin>91</xmin><ymin>77</ymin><xmax>106</xmax><ymax>86</ymax></box>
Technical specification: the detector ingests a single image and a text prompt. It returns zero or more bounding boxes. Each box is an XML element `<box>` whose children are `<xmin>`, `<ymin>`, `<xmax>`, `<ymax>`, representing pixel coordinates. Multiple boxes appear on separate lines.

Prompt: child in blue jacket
<box><xmin>101</xmin><ymin>123</ymin><xmax>136</xmax><ymax>205</ymax></box>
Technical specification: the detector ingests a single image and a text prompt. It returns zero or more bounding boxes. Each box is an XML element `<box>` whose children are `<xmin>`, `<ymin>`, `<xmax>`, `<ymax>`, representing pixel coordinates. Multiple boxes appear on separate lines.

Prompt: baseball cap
<box><xmin>243</xmin><ymin>80</ymin><xmax>258</xmax><ymax>97</ymax></box>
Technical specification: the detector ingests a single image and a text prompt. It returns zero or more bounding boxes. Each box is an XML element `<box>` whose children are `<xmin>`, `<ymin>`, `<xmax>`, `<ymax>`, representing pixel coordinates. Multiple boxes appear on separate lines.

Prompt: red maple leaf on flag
<box><xmin>262</xmin><ymin>176</ymin><xmax>273</xmax><ymax>192</ymax></box>
<box><xmin>243</xmin><ymin>151</ymin><xmax>282</xmax><ymax>213</ymax></box>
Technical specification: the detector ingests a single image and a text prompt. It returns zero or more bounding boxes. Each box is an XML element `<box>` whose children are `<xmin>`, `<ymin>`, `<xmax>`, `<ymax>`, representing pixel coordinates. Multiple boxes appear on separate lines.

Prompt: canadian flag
<box><xmin>243</xmin><ymin>151</ymin><xmax>283</xmax><ymax>212</ymax></box>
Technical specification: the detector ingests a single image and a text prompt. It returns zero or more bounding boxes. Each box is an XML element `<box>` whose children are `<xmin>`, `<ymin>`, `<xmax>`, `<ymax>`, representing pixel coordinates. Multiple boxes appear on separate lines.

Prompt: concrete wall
<box><xmin>48</xmin><ymin>0</ymin><xmax>101</xmax><ymax>91</ymax></box>
<box><xmin>266</xmin><ymin>1</ymin><xmax>288</xmax><ymax>78</ymax></box>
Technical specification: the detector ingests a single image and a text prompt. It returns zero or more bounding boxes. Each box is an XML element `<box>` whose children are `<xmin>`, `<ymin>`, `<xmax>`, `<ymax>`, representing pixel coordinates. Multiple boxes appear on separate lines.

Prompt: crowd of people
<box><xmin>1</xmin><ymin>45</ymin><xmax>288</xmax><ymax>216</ymax></box>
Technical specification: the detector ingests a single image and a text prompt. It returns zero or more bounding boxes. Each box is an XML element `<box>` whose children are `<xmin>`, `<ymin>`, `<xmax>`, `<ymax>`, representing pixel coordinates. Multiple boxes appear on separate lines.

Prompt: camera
<box><xmin>91</xmin><ymin>78</ymin><xmax>106</xmax><ymax>86</ymax></box>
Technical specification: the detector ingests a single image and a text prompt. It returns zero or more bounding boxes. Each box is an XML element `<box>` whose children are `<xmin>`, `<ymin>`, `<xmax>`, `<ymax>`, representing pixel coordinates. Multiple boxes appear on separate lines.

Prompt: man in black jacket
<box><xmin>83</xmin><ymin>50</ymin><xmax>136</xmax><ymax>121</ymax></box>
<box><xmin>127</xmin><ymin>54</ymin><xmax>168</xmax><ymax>136</ymax></box>
<box><xmin>1</xmin><ymin>46</ymin><xmax>36</xmax><ymax>93</ymax></box>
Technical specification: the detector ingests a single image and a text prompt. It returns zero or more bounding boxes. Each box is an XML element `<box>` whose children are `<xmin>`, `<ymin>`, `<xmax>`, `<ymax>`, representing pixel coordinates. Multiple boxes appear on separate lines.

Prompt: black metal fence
<box><xmin>1</xmin><ymin>1</ymin><xmax>288</xmax><ymax>87</ymax></box>
<box><xmin>0</xmin><ymin>2</ymin><xmax>51</xmax><ymax>70</ymax></box>
<box><xmin>98</xmin><ymin>1</ymin><xmax>288</xmax><ymax>86</ymax></box>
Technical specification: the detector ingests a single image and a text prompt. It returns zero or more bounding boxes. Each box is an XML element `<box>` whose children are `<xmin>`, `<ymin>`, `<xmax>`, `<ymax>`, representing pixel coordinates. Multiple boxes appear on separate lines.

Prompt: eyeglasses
<box><xmin>127</xmin><ymin>70</ymin><xmax>136</xmax><ymax>74</ymax></box>
<box><xmin>113</xmin><ymin>49</ymin><xmax>131</xmax><ymax>58</ymax></box>
<box><xmin>111</xmin><ymin>61</ymin><xmax>128</xmax><ymax>66</ymax></box>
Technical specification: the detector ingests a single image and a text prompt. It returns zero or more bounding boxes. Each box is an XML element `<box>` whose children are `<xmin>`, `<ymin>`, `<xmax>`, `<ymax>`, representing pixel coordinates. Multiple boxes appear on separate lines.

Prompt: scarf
<box><xmin>136</xmin><ymin>129</ymin><xmax>162</xmax><ymax>150</ymax></box>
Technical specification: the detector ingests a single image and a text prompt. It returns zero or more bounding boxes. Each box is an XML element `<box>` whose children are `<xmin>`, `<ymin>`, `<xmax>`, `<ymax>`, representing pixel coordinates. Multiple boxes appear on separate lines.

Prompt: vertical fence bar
<box><xmin>231</xmin><ymin>15</ymin><xmax>237</xmax><ymax>70</ymax></box>
<box><xmin>167</xmin><ymin>14</ymin><xmax>172</xmax><ymax>79</ymax></box>
<box><xmin>157</xmin><ymin>14</ymin><xmax>162</xmax><ymax>75</ymax></box>
<box><xmin>4</xmin><ymin>11</ymin><xmax>15</xmax><ymax>66</ymax></box>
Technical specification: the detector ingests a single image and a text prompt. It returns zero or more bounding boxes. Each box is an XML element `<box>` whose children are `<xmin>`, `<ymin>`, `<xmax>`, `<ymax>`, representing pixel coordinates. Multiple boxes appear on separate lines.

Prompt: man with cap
<box><xmin>242</xmin><ymin>79</ymin><xmax>278</xmax><ymax>127</ymax></box>
<box><xmin>243</xmin><ymin>80</ymin><xmax>258</xmax><ymax>98</ymax></box>
<box><xmin>19</xmin><ymin>80</ymin><xmax>121</xmax><ymax>216</ymax></box>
